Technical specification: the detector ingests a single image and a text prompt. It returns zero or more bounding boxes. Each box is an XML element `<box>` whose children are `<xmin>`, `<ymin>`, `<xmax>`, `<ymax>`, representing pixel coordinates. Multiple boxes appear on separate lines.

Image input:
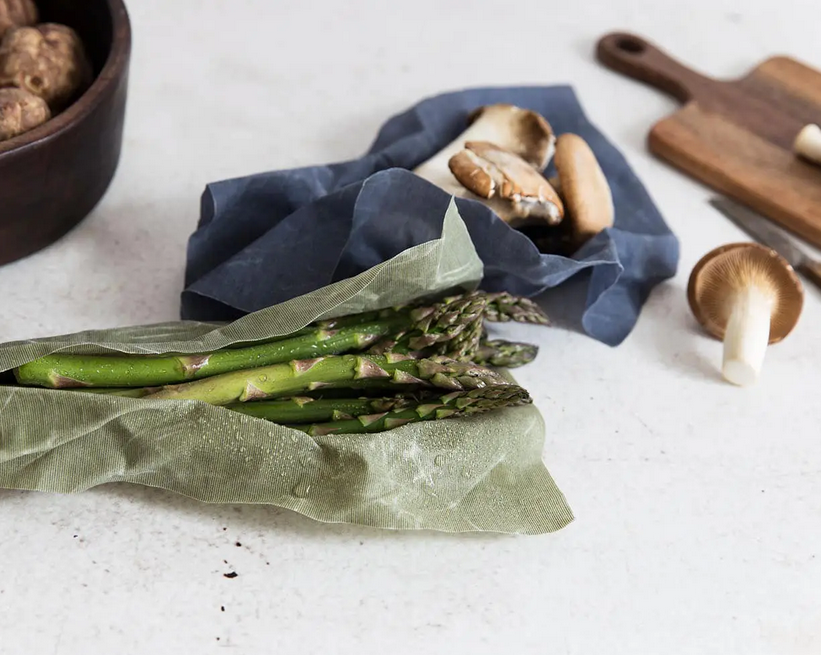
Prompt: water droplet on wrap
<box><xmin>292</xmin><ymin>481</ymin><xmax>311</xmax><ymax>498</ymax></box>
<box><xmin>434</xmin><ymin>455</ymin><xmax>445</xmax><ymax>466</ymax></box>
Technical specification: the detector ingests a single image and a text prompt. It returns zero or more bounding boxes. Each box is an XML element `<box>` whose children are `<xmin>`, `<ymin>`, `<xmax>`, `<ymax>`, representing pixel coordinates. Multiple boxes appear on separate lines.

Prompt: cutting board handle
<box><xmin>596</xmin><ymin>32</ymin><xmax>716</xmax><ymax>104</ymax></box>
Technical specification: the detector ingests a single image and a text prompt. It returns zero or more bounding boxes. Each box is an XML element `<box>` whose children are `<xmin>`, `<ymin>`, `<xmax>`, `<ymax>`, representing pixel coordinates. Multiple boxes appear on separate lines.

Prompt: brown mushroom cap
<box><xmin>448</xmin><ymin>148</ymin><xmax>497</xmax><ymax>199</ymax></box>
<box><xmin>0</xmin><ymin>23</ymin><xmax>93</xmax><ymax>111</ymax></box>
<box><xmin>448</xmin><ymin>141</ymin><xmax>564</xmax><ymax>225</ymax></box>
<box><xmin>553</xmin><ymin>133</ymin><xmax>614</xmax><ymax>244</ymax></box>
<box><xmin>0</xmin><ymin>85</ymin><xmax>50</xmax><ymax>141</ymax></box>
<box><xmin>412</xmin><ymin>104</ymin><xmax>556</xmax><ymax>204</ymax></box>
<box><xmin>466</xmin><ymin>104</ymin><xmax>556</xmax><ymax>169</ymax></box>
<box><xmin>0</xmin><ymin>0</ymin><xmax>38</xmax><ymax>40</ymax></box>
<box><xmin>687</xmin><ymin>242</ymin><xmax>804</xmax><ymax>344</ymax></box>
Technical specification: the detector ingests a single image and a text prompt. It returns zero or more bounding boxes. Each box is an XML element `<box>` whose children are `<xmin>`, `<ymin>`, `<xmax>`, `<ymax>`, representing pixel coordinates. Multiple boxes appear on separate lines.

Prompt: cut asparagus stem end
<box><xmin>721</xmin><ymin>285</ymin><xmax>773</xmax><ymax>386</ymax></box>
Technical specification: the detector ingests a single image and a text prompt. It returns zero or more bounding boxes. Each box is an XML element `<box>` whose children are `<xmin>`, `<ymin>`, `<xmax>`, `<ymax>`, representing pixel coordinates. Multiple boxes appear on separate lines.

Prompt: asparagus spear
<box><xmin>366</xmin><ymin>292</ymin><xmax>487</xmax><ymax>361</ymax></box>
<box><xmin>474</xmin><ymin>339</ymin><xmax>539</xmax><ymax>368</ymax></box>
<box><xmin>13</xmin><ymin>321</ymin><xmax>397</xmax><ymax>389</ymax></box>
<box><xmin>13</xmin><ymin>294</ymin><xmax>487</xmax><ymax>389</ymax></box>
<box><xmin>70</xmin><ymin>387</ymin><xmax>161</xmax><ymax>398</ymax></box>
<box><xmin>225</xmin><ymin>395</ymin><xmax>416</xmax><ymax>423</ymax></box>
<box><xmin>222</xmin><ymin>310</ymin><xmax>389</xmax><ymax>348</ymax></box>
<box><xmin>142</xmin><ymin>355</ymin><xmax>511</xmax><ymax>406</ymax></box>
<box><xmin>286</xmin><ymin>384</ymin><xmax>531</xmax><ymax>435</ymax></box>
<box><xmin>483</xmin><ymin>292</ymin><xmax>550</xmax><ymax>325</ymax></box>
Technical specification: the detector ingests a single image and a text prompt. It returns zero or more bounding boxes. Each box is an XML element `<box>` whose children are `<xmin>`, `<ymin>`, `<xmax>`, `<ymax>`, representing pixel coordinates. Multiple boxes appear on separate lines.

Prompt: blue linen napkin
<box><xmin>181</xmin><ymin>85</ymin><xmax>679</xmax><ymax>346</ymax></box>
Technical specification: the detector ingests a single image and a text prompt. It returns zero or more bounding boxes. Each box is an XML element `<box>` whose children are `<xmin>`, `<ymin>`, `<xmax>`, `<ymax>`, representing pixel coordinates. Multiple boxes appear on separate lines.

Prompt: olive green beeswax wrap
<box><xmin>0</xmin><ymin>202</ymin><xmax>573</xmax><ymax>535</ymax></box>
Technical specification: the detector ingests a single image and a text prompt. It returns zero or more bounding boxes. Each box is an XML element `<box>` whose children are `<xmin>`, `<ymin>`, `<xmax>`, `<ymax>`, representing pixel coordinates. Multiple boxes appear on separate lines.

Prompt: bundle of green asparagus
<box><xmin>12</xmin><ymin>291</ymin><xmax>549</xmax><ymax>434</ymax></box>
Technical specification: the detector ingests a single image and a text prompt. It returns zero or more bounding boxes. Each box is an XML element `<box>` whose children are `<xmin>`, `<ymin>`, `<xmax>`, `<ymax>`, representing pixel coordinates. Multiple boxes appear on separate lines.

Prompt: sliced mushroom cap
<box><xmin>412</xmin><ymin>103</ymin><xmax>556</xmax><ymax>200</ymax></box>
<box><xmin>465</xmin><ymin>104</ymin><xmax>556</xmax><ymax>169</ymax></box>
<box><xmin>687</xmin><ymin>242</ymin><xmax>804</xmax><ymax>386</ymax></box>
<box><xmin>554</xmin><ymin>133</ymin><xmax>614</xmax><ymax>245</ymax></box>
<box><xmin>448</xmin><ymin>141</ymin><xmax>564</xmax><ymax>226</ymax></box>
<box><xmin>448</xmin><ymin>148</ymin><xmax>497</xmax><ymax>199</ymax></box>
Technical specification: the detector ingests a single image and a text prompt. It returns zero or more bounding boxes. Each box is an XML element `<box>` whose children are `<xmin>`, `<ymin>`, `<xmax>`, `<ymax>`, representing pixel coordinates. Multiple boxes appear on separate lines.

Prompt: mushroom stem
<box><xmin>794</xmin><ymin>124</ymin><xmax>821</xmax><ymax>166</ymax></box>
<box><xmin>722</xmin><ymin>285</ymin><xmax>773</xmax><ymax>386</ymax></box>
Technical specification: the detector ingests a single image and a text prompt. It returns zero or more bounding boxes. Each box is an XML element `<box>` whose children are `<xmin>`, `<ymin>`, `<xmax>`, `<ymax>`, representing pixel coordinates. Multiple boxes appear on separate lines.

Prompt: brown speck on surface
<box><xmin>216</xmin><ymin>637</ymin><xmax>220</xmax><ymax>641</ymax></box>
<box><xmin>265</xmin><ymin>562</ymin><xmax>270</xmax><ymax>566</ymax></box>
<box><xmin>222</xmin><ymin>527</ymin><xmax>227</xmax><ymax>531</ymax></box>
<box><xmin>73</xmin><ymin>534</ymin><xmax>77</xmax><ymax>538</ymax></box>
<box><xmin>223</xmin><ymin>572</ymin><xmax>238</xmax><ymax>579</ymax></box>
<box><xmin>220</xmin><ymin>606</ymin><xmax>225</xmax><ymax>612</ymax></box>
<box><xmin>360</xmin><ymin>541</ymin><xmax>364</xmax><ymax>546</ymax></box>
<box><xmin>235</xmin><ymin>541</ymin><xmax>242</xmax><ymax>547</ymax></box>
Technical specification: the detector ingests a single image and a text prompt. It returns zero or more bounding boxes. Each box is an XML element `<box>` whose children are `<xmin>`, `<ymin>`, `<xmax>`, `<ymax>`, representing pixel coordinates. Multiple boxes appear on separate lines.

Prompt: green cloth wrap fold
<box><xmin>0</xmin><ymin>201</ymin><xmax>573</xmax><ymax>535</ymax></box>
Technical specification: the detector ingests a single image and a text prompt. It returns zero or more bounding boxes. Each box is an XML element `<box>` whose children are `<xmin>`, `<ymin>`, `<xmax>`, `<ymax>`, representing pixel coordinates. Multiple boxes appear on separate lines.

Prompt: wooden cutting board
<box><xmin>596</xmin><ymin>32</ymin><xmax>821</xmax><ymax>248</ymax></box>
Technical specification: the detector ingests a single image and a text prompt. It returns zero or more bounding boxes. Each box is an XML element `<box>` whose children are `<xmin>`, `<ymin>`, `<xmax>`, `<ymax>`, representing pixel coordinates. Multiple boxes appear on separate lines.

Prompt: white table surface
<box><xmin>2</xmin><ymin>0</ymin><xmax>820</xmax><ymax>653</ymax></box>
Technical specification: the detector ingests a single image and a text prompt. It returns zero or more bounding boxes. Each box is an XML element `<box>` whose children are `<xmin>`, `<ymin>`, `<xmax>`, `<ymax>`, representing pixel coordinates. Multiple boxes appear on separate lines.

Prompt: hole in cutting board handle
<box><xmin>615</xmin><ymin>36</ymin><xmax>646</xmax><ymax>54</ymax></box>
<box><xmin>596</xmin><ymin>32</ymin><xmax>707</xmax><ymax>103</ymax></box>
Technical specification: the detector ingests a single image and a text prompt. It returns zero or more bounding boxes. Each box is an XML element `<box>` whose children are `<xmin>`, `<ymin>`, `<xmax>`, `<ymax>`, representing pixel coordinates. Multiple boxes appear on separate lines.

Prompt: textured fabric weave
<box><xmin>182</xmin><ymin>85</ymin><xmax>679</xmax><ymax>346</ymax></box>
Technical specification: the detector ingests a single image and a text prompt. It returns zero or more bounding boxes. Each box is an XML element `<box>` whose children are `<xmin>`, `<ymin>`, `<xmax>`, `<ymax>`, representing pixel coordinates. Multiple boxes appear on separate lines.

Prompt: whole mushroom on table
<box><xmin>688</xmin><ymin>242</ymin><xmax>804</xmax><ymax>386</ymax></box>
<box><xmin>413</xmin><ymin>103</ymin><xmax>615</xmax><ymax>255</ymax></box>
<box><xmin>0</xmin><ymin>0</ymin><xmax>92</xmax><ymax>143</ymax></box>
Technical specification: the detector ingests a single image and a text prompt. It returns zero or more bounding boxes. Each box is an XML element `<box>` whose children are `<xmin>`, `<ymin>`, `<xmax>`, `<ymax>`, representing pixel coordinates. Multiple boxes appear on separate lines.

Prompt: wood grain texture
<box><xmin>0</xmin><ymin>0</ymin><xmax>131</xmax><ymax>266</ymax></box>
<box><xmin>797</xmin><ymin>259</ymin><xmax>821</xmax><ymax>291</ymax></box>
<box><xmin>596</xmin><ymin>32</ymin><xmax>821</xmax><ymax>248</ymax></box>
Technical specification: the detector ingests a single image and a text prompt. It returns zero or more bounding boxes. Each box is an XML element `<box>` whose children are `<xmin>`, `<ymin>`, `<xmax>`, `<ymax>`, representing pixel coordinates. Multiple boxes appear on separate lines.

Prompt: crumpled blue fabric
<box><xmin>181</xmin><ymin>85</ymin><xmax>679</xmax><ymax>346</ymax></box>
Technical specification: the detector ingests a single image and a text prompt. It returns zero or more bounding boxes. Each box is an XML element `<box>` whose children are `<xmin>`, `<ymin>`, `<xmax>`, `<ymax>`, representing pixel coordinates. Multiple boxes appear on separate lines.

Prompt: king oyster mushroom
<box><xmin>553</xmin><ymin>133</ymin><xmax>615</xmax><ymax>247</ymax></box>
<box><xmin>688</xmin><ymin>242</ymin><xmax>804</xmax><ymax>386</ymax></box>
<box><xmin>413</xmin><ymin>104</ymin><xmax>561</xmax><ymax>225</ymax></box>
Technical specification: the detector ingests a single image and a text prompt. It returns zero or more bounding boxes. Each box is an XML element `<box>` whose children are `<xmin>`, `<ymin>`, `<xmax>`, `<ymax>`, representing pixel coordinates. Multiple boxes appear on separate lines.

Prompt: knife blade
<box><xmin>709</xmin><ymin>196</ymin><xmax>821</xmax><ymax>290</ymax></box>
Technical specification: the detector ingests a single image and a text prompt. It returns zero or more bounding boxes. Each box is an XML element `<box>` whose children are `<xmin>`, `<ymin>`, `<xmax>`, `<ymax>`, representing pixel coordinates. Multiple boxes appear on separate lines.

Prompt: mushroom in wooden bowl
<box><xmin>0</xmin><ymin>0</ymin><xmax>131</xmax><ymax>266</ymax></box>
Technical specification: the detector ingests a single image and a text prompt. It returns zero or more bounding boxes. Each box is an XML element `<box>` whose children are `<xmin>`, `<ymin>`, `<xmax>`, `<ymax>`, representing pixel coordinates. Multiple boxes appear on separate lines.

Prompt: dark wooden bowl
<box><xmin>0</xmin><ymin>0</ymin><xmax>131</xmax><ymax>266</ymax></box>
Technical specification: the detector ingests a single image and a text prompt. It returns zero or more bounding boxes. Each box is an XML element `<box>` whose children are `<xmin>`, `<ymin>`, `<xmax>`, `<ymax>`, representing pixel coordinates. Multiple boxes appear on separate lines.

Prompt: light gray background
<box><xmin>1</xmin><ymin>0</ymin><xmax>820</xmax><ymax>653</ymax></box>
